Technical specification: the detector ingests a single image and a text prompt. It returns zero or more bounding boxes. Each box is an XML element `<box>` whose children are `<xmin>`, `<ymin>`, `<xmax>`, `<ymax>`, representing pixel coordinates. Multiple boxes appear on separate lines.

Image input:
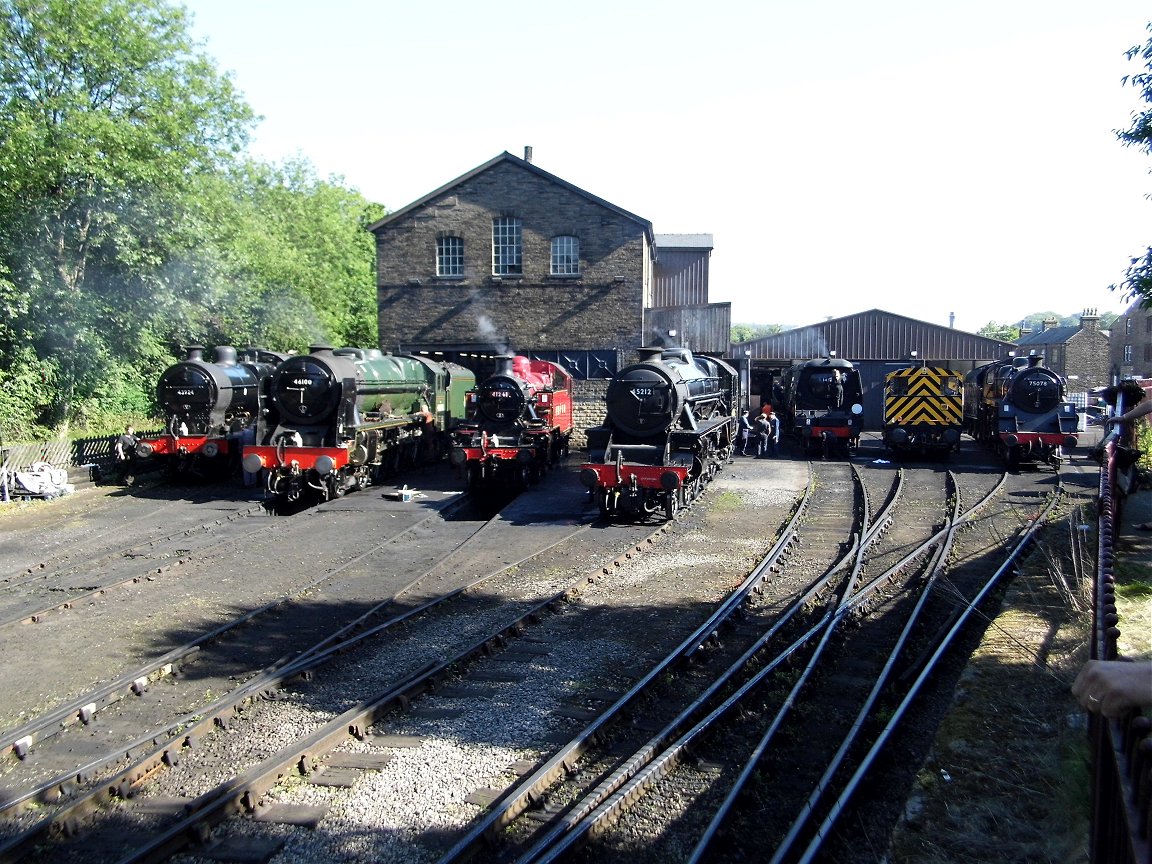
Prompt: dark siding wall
<box><xmin>374</xmin><ymin>160</ymin><xmax>647</xmax><ymax>356</ymax></box>
<box><xmin>644</xmin><ymin>305</ymin><xmax>732</xmax><ymax>355</ymax></box>
<box><xmin>651</xmin><ymin>248</ymin><xmax>710</xmax><ymax>307</ymax></box>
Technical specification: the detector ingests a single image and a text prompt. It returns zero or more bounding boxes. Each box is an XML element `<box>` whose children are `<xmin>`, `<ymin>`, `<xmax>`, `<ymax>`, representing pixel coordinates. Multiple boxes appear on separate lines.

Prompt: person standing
<box><xmin>765</xmin><ymin>408</ymin><xmax>780</xmax><ymax>456</ymax></box>
<box><xmin>738</xmin><ymin>410</ymin><xmax>754</xmax><ymax>456</ymax></box>
<box><xmin>114</xmin><ymin>424</ymin><xmax>138</xmax><ymax>485</ymax></box>
<box><xmin>755</xmin><ymin>412</ymin><xmax>771</xmax><ymax>457</ymax></box>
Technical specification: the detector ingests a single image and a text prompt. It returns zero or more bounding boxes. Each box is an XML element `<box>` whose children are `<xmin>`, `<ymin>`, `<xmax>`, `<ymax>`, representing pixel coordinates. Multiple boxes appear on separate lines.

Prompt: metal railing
<box><xmin>1090</xmin><ymin>418</ymin><xmax>1151</xmax><ymax>864</ymax></box>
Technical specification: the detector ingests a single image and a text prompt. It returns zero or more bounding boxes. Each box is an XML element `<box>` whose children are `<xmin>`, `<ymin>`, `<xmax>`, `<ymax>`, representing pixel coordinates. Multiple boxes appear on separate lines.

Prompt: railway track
<box><xmin>0</xmin><ymin>440</ymin><xmax>1096</xmax><ymax>863</ymax></box>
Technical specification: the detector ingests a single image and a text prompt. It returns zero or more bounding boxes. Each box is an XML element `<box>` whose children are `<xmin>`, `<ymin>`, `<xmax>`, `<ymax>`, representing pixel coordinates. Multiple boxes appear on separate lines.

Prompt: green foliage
<box><xmin>0</xmin><ymin>0</ymin><xmax>385</xmax><ymax>440</ymax></box>
<box><xmin>977</xmin><ymin>321</ymin><xmax>1021</xmax><ymax>342</ymax></box>
<box><xmin>1113</xmin><ymin>23</ymin><xmax>1152</xmax><ymax>309</ymax></box>
<box><xmin>731</xmin><ymin>322</ymin><xmax>783</xmax><ymax>343</ymax></box>
<box><xmin>206</xmin><ymin>159</ymin><xmax>384</xmax><ymax>353</ymax></box>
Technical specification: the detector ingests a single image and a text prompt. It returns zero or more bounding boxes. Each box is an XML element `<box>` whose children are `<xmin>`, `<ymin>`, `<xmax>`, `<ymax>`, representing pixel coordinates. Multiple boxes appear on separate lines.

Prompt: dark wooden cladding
<box><xmin>652</xmin><ymin>247</ymin><xmax>711</xmax><ymax>307</ymax></box>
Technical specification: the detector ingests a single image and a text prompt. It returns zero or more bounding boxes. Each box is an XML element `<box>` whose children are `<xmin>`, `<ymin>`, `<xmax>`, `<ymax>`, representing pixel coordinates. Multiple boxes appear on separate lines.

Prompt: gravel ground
<box><xmin>3</xmin><ymin>431</ymin><xmax>1133</xmax><ymax>864</ymax></box>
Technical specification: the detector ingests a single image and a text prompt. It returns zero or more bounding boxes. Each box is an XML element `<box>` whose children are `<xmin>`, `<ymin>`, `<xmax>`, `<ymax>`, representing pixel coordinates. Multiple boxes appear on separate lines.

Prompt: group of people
<box><xmin>738</xmin><ymin>406</ymin><xmax>780</xmax><ymax>458</ymax></box>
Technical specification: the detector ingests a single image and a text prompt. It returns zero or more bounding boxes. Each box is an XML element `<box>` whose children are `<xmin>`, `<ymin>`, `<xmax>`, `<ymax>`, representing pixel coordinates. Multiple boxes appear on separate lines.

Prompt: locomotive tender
<box><xmin>882</xmin><ymin>361</ymin><xmax>964</xmax><ymax>457</ymax></box>
<box><xmin>135</xmin><ymin>345</ymin><xmax>287</xmax><ymax>479</ymax></box>
<box><xmin>449</xmin><ymin>355</ymin><xmax>574</xmax><ymax>491</ymax></box>
<box><xmin>963</xmin><ymin>352</ymin><xmax>1078</xmax><ymax>468</ymax></box>
<box><xmin>580</xmin><ymin>347</ymin><xmax>740</xmax><ymax>521</ymax></box>
<box><xmin>241</xmin><ymin>346</ymin><xmax>474</xmax><ymax>511</ymax></box>
<box><xmin>778</xmin><ymin>355</ymin><xmax>864</xmax><ymax>458</ymax></box>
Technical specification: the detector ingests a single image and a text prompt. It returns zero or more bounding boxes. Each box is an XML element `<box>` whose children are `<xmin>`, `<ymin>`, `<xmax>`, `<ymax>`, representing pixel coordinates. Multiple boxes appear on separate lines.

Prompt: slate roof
<box><xmin>366</xmin><ymin>151</ymin><xmax>654</xmax><ymax>244</ymax></box>
<box><xmin>1016</xmin><ymin>326</ymin><xmax>1079</xmax><ymax>346</ymax></box>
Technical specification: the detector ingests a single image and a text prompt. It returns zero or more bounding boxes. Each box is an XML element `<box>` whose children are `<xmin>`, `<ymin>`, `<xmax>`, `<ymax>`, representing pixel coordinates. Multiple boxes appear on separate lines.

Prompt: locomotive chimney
<box><xmin>185</xmin><ymin>345</ymin><xmax>205</xmax><ymax>362</ymax></box>
<box><xmin>637</xmin><ymin>347</ymin><xmax>663</xmax><ymax>362</ymax></box>
<box><xmin>215</xmin><ymin>346</ymin><xmax>237</xmax><ymax>365</ymax></box>
<box><xmin>495</xmin><ymin>355</ymin><xmax>514</xmax><ymax>375</ymax></box>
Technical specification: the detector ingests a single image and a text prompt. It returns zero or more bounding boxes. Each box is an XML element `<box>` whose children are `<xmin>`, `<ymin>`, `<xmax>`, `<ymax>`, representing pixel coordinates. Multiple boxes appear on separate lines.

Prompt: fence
<box><xmin>1</xmin><ymin>430</ymin><xmax>164</xmax><ymax>485</ymax></box>
<box><xmin>1090</xmin><ymin>412</ymin><xmax>1151</xmax><ymax>864</ymax></box>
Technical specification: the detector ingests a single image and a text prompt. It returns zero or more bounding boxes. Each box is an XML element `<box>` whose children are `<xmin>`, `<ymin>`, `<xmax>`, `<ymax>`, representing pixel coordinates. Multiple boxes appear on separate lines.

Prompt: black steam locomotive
<box><xmin>579</xmin><ymin>347</ymin><xmax>740</xmax><ymax>521</ymax></box>
<box><xmin>963</xmin><ymin>352</ymin><xmax>1078</xmax><ymax>468</ymax></box>
<box><xmin>135</xmin><ymin>345</ymin><xmax>287</xmax><ymax>480</ymax></box>
<box><xmin>778</xmin><ymin>355</ymin><xmax>864</xmax><ymax>458</ymax></box>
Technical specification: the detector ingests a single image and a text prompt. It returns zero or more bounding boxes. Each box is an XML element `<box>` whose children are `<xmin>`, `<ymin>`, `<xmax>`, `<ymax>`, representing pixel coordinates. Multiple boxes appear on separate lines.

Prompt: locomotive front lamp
<box><xmin>202</xmin><ymin>442</ymin><xmax>219</xmax><ymax>458</ymax></box>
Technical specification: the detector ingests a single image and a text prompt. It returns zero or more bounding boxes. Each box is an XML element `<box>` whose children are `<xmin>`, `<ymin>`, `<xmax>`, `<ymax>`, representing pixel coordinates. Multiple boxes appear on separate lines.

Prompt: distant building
<box><xmin>1110</xmin><ymin>299</ymin><xmax>1152</xmax><ymax>381</ymax></box>
<box><xmin>1015</xmin><ymin>309</ymin><xmax>1110</xmax><ymax>392</ymax></box>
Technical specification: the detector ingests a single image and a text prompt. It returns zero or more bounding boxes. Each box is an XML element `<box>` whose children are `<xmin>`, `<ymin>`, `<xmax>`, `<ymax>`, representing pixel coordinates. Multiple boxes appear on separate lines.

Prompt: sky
<box><xmin>182</xmin><ymin>0</ymin><xmax>1152</xmax><ymax>335</ymax></box>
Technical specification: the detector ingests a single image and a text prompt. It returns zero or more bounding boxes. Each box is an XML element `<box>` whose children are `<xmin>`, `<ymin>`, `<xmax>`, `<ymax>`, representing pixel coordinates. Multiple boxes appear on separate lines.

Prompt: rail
<box><xmin>1090</xmin><ymin>415</ymin><xmax>1151</xmax><ymax>864</ymax></box>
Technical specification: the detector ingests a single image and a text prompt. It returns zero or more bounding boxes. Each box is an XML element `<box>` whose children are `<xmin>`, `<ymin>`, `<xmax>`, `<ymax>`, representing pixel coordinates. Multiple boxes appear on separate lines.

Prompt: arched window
<box><xmin>551</xmin><ymin>235</ymin><xmax>580</xmax><ymax>275</ymax></box>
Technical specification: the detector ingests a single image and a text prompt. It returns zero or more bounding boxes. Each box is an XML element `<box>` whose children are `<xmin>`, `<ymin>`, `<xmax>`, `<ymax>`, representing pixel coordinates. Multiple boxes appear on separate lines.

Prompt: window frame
<box><xmin>436</xmin><ymin>235</ymin><xmax>464</xmax><ymax>278</ymax></box>
<box><xmin>550</xmin><ymin>235</ymin><xmax>580</xmax><ymax>276</ymax></box>
<box><xmin>491</xmin><ymin>217</ymin><xmax>523</xmax><ymax>276</ymax></box>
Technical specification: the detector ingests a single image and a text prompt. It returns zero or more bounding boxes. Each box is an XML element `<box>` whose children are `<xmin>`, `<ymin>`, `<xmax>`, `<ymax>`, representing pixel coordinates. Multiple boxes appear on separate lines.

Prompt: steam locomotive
<box><xmin>579</xmin><ymin>347</ymin><xmax>740</xmax><ymax>521</ymax></box>
<box><xmin>963</xmin><ymin>352</ymin><xmax>1078</xmax><ymax>468</ymax></box>
<box><xmin>449</xmin><ymin>355</ymin><xmax>574</xmax><ymax>491</ymax></box>
<box><xmin>135</xmin><ymin>345</ymin><xmax>287</xmax><ymax>480</ymax></box>
<box><xmin>241</xmin><ymin>346</ymin><xmax>474</xmax><ymax>511</ymax></box>
<box><xmin>778</xmin><ymin>355</ymin><xmax>864</xmax><ymax>458</ymax></box>
<box><xmin>882</xmin><ymin>361</ymin><xmax>964</xmax><ymax>457</ymax></box>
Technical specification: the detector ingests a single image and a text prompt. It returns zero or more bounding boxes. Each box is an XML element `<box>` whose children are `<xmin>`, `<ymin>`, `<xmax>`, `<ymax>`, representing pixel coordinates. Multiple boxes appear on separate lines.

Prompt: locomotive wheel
<box><xmin>664</xmin><ymin>492</ymin><xmax>678</xmax><ymax>521</ymax></box>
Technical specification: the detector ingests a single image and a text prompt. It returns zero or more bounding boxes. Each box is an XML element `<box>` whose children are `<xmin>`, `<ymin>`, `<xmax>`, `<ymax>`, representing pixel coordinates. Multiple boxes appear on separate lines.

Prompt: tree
<box><xmin>731</xmin><ymin>322</ymin><xmax>784</xmax><ymax>343</ymax></box>
<box><xmin>1114</xmin><ymin>23</ymin><xmax>1152</xmax><ymax>309</ymax></box>
<box><xmin>205</xmin><ymin>159</ymin><xmax>385</xmax><ymax>353</ymax></box>
<box><xmin>977</xmin><ymin>321</ymin><xmax>1020</xmax><ymax>342</ymax></box>
<box><xmin>0</xmin><ymin>0</ymin><xmax>255</xmax><ymax>430</ymax></box>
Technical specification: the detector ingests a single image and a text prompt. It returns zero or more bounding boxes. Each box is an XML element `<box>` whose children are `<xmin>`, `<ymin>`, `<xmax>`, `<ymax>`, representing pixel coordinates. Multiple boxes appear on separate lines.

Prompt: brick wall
<box><xmin>375</xmin><ymin>159</ymin><xmax>648</xmax><ymax>356</ymax></box>
<box><xmin>1065</xmin><ymin>329</ymin><xmax>1113</xmax><ymax>391</ymax></box>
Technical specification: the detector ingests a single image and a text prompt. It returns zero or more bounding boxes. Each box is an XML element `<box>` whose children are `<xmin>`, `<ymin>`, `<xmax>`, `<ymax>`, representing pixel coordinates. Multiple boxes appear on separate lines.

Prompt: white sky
<box><xmin>183</xmin><ymin>0</ymin><xmax>1152</xmax><ymax>334</ymax></box>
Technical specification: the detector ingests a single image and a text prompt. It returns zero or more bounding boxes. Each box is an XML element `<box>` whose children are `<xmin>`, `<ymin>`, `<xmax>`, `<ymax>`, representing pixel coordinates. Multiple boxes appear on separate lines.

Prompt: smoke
<box><xmin>475</xmin><ymin>312</ymin><xmax>509</xmax><ymax>355</ymax></box>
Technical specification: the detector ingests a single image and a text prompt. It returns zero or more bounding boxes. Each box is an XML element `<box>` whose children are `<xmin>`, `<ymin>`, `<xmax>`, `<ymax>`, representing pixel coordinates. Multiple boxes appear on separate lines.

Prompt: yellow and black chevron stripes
<box><xmin>884</xmin><ymin>367</ymin><xmax>964</xmax><ymax>426</ymax></box>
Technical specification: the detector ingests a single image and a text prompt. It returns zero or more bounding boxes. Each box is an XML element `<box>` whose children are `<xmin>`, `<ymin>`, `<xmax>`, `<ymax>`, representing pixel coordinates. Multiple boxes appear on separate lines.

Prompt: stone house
<box><xmin>1014</xmin><ymin>309</ymin><xmax>1111</xmax><ymax>394</ymax></box>
<box><xmin>1110</xmin><ymin>299</ymin><xmax>1152</xmax><ymax>381</ymax></box>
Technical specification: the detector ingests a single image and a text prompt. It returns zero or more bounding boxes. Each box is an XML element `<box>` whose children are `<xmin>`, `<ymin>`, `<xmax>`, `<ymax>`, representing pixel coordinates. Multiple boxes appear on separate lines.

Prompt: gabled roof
<box><xmin>1016</xmin><ymin>326</ymin><xmax>1079</xmax><ymax>346</ymax></box>
<box><xmin>736</xmin><ymin>308</ymin><xmax>1016</xmax><ymax>361</ymax></box>
<box><xmin>366</xmin><ymin>151</ymin><xmax>654</xmax><ymax>244</ymax></box>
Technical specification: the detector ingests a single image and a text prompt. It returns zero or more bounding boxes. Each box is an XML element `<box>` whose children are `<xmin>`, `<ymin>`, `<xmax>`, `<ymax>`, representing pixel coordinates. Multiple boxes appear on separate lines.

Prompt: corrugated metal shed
<box><xmin>735</xmin><ymin>308</ymin><xmax>1014</xmax><ymax>362</ymax></box>
<box><xmin>651</xmin><ymin>234</ymin><xmax>712</xmax><ymax>308</ymax></box>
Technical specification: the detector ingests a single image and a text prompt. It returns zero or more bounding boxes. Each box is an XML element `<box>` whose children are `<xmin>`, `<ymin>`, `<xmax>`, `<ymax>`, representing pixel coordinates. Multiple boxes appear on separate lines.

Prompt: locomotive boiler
<box><xmin>580</xmin><ymin>347</ymin><xmax>739</xmax><ymax>521</ymax></box>
<box><xmin>882</xmin><ymin>361</ymin><xmax>964</xmax><ymax>457</ymax></box>
<box><xmin>963</xmin><ymin>352</ymin><xmax>1078</xmax><ymax>468</ymax></box>
<box><xmin>778</xmin><ymin>355</ymin><xmax>864</xmax><ymax>458</ymax></box>
<box><xmin>135</xmin><ymin>345</ymin><xmax>287</xmax><ymax>480</ymax></box>
<box><xmin>449</xmin><ymin>355</ymin><xmax>574</xmax><ymax>491</ymax></box>
<box><xmin>242</xmin><ymin>346</ymin><xmax>474</xmax><ymax>511</ymax></box>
